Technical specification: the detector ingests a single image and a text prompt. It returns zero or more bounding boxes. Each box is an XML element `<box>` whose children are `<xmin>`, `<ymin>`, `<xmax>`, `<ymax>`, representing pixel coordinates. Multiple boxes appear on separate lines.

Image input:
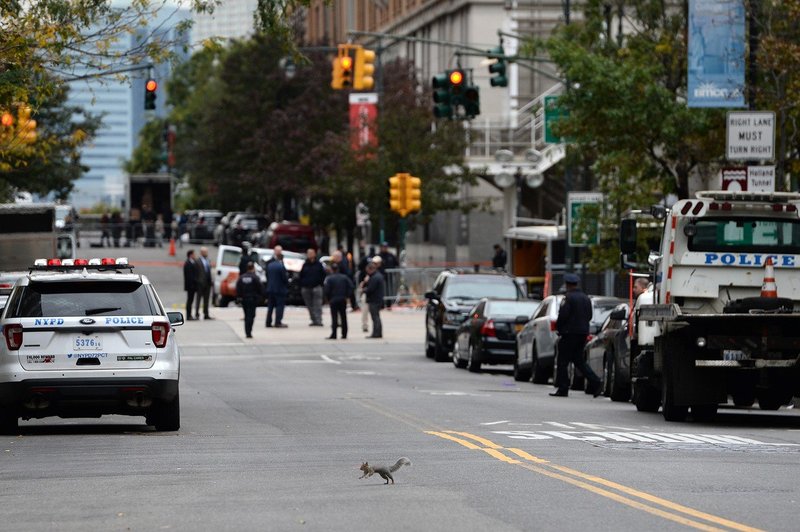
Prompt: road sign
<box><xmin>721</xmin><ymin>167</ymin><xmax>747</xmax><ymax>191</ymax></box>
<box><xmin>726</xmin><ymin>111</ymin><xmax>775</xmax><ymax>161</ymax></box>
<box><xmin>747</xmin><ymin>165</ymin><xmax>775</xmax><ymax>192</ymax></box>
<box><xmin>568</xmin><ymin>192</ymin><xmax>603</xmax><ymax>247</ymax></box>
<box><xmin>544</xmin><ymin>96</ymin><xmax>567</xmax><ymax>144</ymax></box>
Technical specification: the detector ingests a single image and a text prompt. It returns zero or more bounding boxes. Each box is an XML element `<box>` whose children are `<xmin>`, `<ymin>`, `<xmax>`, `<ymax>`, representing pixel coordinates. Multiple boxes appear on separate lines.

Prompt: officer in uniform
<box><xmin>551</xmin><ymin>273</ymin><xmax>603</xmax><ymax>397</ymax></box>
<box><xmin>236</xmin><ymin>261</ymin><xmax>264</xmax><ymax>338</ymax></box>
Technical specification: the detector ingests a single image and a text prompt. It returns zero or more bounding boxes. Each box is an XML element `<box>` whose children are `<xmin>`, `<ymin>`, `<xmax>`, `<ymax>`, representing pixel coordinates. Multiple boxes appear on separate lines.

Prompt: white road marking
<box><xmin>492</xmin><ymin>430</ymin><xmax>800</xmax><ymax>447</ymax></box>
<box><xmin>180</xmin><ymin>343</ymin><xmax>245</xmax><ymax>347</ymax></box>
<box><xmin>418</xmin><ymin>390</ymin><xmax>491</xmax><ymax>397</ymax></box>
<box><xmin>570</xmin><ymin>422</ymin><xmax>607</xmax><ymax>430</ymax></box>
<box><xmin>320</xmin><ymin>355</ymin><xmax>342</xmax><ymax>365</ymax></box>
<box><xmin>480</xmin><ymin>420</ymin><xmax>511</xmax><ymax>426</ymax></box>
<box><xmin>339</xmin><ymin>370</ymin><xmax>378</xmax><ymax>375</ymax></box>
<box><xmin>543</xmin><ymin>421</ymin><xmax>574</xmax><ymax>429</ymax></box>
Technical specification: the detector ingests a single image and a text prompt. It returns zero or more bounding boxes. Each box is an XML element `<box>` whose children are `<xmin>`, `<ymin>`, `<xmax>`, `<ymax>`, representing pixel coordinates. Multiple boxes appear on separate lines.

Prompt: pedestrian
<box><xmin>100</xmin><ymin>211</ymin><xmax>111</xmax><ymax>247</ymax></box>
<box><xmin>265</xmin><ymin>245</ymin><xmax>289</xmax><ymax>328</ymax></box>
<box><xmin>236</xmin><ymin>261</ymin><xmax>264</xmax><ymax>338</ymax></box>
<box><xmin>492</xmin><ymin>244</ymin><xmax>507</xmax><ymax>271</ymax></box>
<box><xmin>183</xmin><ymin>249</ymin><xmax>197</xmax><ymax>320</ymax></box>
<box><xmin>238</xmin><ymin>242</ymin><xmax>253</xmax><ymax>274</ymax></box>
<box><xmin>363</xmin><ymin>259</ymin><xmax>386</xmax><ymax>339</ymax></box>
<box><xmin>323</xmin><ymin>262</ymin><xmax>354</xmax><ymax>339</ymax></box>
<box><xmin>550</xmin><ymin>273</ymin><xmax>602</xmax><ymax>397</ymax></box>
<box><xmin>633</xmin><ymin>277</ymin><xmax>650</xmax><ymax>300</ymax></box>
<box><xmin>299</xmin><ymin>248</ymin><xmax>326</xmax><ymax>327</ymax></box>
<box><xmin>111</xmin><ymin>211</ymin><xmax>123</xmax><ymax>248</ymax></box>
<box><xmin>358</xmin><ymin>255</ymin><xmax>380</xmax><ymax>332</ymax></box>
<box><xmin>378</xmin><ymin>242</ymin><xmax>398</xmax><ymax>309</ymax></box>
<box><xmin>155</xmin><ymin>213</ymin><xmax>165</xmax><ymax>248</ymax></box>
<box><xmin>195</xmin><ymin>246</ymin><xmax>213</xmax><ymax>320</ymax></box>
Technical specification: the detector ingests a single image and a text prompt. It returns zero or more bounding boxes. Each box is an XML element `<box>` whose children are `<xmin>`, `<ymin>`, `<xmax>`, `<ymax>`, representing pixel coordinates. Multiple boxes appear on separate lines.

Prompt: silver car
<box><xmin>515</xmin><ymin>294</ymin><xmax>563</xmax><ymax>383</ymax></box>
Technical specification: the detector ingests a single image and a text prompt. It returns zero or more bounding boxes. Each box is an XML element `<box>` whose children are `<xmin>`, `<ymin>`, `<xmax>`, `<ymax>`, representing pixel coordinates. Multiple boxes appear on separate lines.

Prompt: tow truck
<box><xmin>621</xmin><ymin>191</ymin><xmax>800</xmax><ymax>421</ymax></box>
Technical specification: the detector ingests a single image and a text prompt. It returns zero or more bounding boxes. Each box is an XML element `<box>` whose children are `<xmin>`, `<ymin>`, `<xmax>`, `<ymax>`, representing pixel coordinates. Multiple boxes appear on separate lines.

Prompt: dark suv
<box><xmin>425</xmin><ymin>271</ymin><xmax>523</xmax><ymax>362</ymax></box>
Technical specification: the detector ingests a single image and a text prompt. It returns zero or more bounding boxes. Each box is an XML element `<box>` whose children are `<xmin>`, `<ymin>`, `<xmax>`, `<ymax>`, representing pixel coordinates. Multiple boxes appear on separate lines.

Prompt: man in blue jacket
<box><xmin>265</xmin><ymin>245</ymin><xmax>289</xmax><ymax>328</ymax></box>
<box><xmin>299</xmin><ymin>248</ymin><xmax>326</xmax><ymax>327</ymax></box>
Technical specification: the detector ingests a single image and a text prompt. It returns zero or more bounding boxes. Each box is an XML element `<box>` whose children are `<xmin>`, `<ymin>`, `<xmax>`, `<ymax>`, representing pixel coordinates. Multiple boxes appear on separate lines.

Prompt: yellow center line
<box><xmin>428</xmin><ymin>431</ymin><xmax>763</xmax><ymax>532</ymax></box>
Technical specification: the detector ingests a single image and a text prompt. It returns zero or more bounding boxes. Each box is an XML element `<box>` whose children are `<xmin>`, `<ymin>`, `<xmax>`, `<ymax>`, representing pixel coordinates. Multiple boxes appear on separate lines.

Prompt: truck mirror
<box><xmin>620</xmin><ymin>253</ymin><xmax>637</xmax><ymax>270</ymax></box>
<box><xmin>647</xmin><ymin>251</ymin><xmax>662</xmax><ymax>267</ymax></box>
<box><xmin>619</xmin><ymin>219</ymin><xmax>637</xmax><ymax>254</ymax></box>
<box><xmin>650</xmin><ymin>205</ymin><xmax>667</xmax><ymax>219</ymax></box>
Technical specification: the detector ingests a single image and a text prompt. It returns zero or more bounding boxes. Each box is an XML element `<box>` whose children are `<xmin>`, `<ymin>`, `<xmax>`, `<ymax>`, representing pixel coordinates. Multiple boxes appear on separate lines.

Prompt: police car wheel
<box><xmin>0</xmin><ymin>409</ymin><xmax>18</xmax><ymax>435</ymax></box>
<box><xmin>150</xmin><ymin>393</ymin><xmax>180</xmax><ymax>431</ymax></box>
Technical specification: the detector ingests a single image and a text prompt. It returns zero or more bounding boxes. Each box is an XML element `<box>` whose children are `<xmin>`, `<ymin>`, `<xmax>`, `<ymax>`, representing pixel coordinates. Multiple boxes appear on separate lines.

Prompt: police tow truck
<box><xmin>0</xmin><ymin>257</ymin><xmax>183</xmax><ymax>433</ymax></box>
<box><xmin>621</xmin><ymin>191</ymin><xmax>800</xmax><ymax>421</ymax></box>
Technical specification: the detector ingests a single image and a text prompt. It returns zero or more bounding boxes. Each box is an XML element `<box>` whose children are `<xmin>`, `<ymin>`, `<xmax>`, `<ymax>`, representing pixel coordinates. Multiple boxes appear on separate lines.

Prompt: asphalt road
<box><xmin>2</xmin><ymin>244</ymin><xmax>799</xmax><ymax>531</ymax></box>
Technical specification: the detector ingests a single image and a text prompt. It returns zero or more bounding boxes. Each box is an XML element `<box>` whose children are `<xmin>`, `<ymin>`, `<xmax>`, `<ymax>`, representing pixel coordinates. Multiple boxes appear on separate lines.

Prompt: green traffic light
<box><xmin>487</xmin><ymin>45</ymin><xmax>508</xmax><ymax>88</ymax></box>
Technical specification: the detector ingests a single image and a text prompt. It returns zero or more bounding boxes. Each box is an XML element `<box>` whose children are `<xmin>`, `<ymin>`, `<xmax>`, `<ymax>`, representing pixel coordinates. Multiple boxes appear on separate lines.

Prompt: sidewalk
<box><xmin>174</xmin><ymin>304</ymin><xmax>425</xmax><ymax>347</ymax></box>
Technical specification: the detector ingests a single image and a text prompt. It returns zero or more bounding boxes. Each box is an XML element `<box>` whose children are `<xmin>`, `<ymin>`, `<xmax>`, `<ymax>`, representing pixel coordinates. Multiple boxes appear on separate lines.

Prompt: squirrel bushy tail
<box><xmin>389</xmin><ymin>457</ymin><xmax>412</xmax><ymax>472</ymax></box>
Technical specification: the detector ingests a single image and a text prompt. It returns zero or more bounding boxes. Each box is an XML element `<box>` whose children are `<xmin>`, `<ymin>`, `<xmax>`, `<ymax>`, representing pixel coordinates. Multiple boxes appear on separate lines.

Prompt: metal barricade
<box><xmin>383</xmin><ymin>267</ymin><xmax>445</xmax><ymax>307</ymax></box>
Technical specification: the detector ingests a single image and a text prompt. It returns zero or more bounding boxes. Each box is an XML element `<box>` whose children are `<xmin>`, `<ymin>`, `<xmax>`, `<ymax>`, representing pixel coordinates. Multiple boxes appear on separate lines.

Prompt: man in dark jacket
<box><xmin>551</xmin><ymin>273</ymin><xmax>602</xmax><ymax>397</ymax></box>
<box><xmin>194</xmin><ymin>246</ymin><xmax>213</xmax><ymax>320</ymax></box>
<box><xmin>323</xmin><ymin>262</ymin><xmax>354</xmax><ymax>339</ymax></box>
<box><xmin>183</xmin><ymin>250</ymin><xmax>197</xmax><ymax>320</ymax></box>
<box><xmin>265</xmin><ymin>245</ymin><xmax>289</xmax><ymax>328</ymax></box>
<box><xmin>492</xmin><ymin>244</ymin><xmax>508</xmax><ymax>271</ymax></box>
<box><xmin>236</xmin><ymin>261</ymin><xmax>264</xmax><ymax>338</ymax></box>
<box><xmin>299</xmin><ymin>248</ymin><xmax>326</xmax><ymax>327</ymax></box>
<box><xmin>363</xmin><ymin>260</ymin><xmax>385</xmax><ymax>338</ymax></box>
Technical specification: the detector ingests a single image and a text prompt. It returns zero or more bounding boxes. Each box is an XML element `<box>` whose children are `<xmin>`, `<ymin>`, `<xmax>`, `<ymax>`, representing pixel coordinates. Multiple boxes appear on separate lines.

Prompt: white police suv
<box><xmin>0</xmin><ymin>257</ymin><xmax>182</xmax><ymax>433</ymax></box>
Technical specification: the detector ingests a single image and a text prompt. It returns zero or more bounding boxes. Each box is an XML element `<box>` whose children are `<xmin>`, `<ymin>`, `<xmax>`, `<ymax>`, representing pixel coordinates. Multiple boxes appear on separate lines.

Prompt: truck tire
<box><xmin>691</xmin><ymin>404</ymin><xmax>718</xmax><ymax>421</ymax></box>
<box><xmin>661</xmin><ymin>358</ymin><xmax>688</xmax><ymax>422</ymax></box>
<box><xmin>757</xmin><ymin>390</ymin><xmax>792</xmax><ymax>411</ymax></box>
<box><xmin>634</xmin><ymin>382</ymin><xmax>661</xmax><ymax>412</ymax></box>
<box><xmin>731</xmin><ymin>390</ymin><xmax>755</xmax><ymax>407</ymax></box>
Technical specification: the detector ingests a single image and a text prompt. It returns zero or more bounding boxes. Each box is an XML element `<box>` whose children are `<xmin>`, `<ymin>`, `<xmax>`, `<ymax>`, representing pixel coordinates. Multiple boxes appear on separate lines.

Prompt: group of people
<box><xmin>182</xmin><ymin>247</ymin><xmax>214</xmax><ymax>321</ymax></box>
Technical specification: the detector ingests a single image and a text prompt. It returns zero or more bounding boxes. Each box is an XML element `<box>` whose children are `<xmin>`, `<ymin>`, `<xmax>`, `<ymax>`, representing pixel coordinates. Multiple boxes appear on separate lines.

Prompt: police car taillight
<box><xmin>3</xmin><ymin>324</ymin><xmax>22</xmax><ymax>351</ymax></box>
<box><xmin>151</xmin><ymin>322</ymin><xmax>170</xmax><ymax>348</ymax></box>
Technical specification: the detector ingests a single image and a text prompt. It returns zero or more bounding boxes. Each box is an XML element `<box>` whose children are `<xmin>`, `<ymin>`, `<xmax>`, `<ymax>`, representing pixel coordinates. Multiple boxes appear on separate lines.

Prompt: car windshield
<box><xmin>486</xmin><ymin>301</ymin><xmax>541</xmax><ymax>317</ymax></box>
<box><xmin>688</xmin><ymin>217</ymin><xmax>800</xmax><ymax>254</ymax></box>
<box><xmin>444</xmin><ymin>277</ymin><xmax>519</xmax><ymax>301</ymax></box>
<box><xmin>8</xmin><ymin>281</ymin><xmax>157</xmax><ymax>318</ymax></box>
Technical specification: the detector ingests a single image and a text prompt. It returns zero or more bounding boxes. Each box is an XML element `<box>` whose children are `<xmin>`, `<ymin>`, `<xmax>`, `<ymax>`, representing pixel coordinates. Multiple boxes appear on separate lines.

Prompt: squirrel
<box><xmin>359</xmin><ymin>457</ymin><xmax>411</xmax><ymax>484</ymax></box>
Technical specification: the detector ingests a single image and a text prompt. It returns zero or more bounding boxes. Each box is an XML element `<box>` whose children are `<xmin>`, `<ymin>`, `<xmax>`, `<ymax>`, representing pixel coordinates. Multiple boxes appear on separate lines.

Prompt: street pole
<box><xmin>563</xmin><ymin>0</ymin><xmax>574</xmax><ymax>274</ymax></box>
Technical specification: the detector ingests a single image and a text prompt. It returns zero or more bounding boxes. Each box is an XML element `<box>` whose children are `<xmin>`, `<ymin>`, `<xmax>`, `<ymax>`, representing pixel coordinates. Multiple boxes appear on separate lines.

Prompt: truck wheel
<box><xmin>0</xmin><ymin>409</ymin><xmax>18</xmax><ymax>435</ymax></box>
<box><xmin>634</xmin><ymin>382</ymin><xmax>661</xmax><ymax>412</ymax></box>
<box><xmin>661</xmin><ymin>360</ymin><xmax>688</xmax><ymax>422</ymax></box>
<box><xmin>757</xmin><ymin>390</ymin><xmax>792</xmax><ymax>411</ymax></box>
<box><xmin>467</xmin><ymin>344</ymin><xmax>482</xmax><ymax>373</ymax></box>
<box><xmin>731</xmin><ymin>390</ymin><xmax>755</xmax><ymax>407</ymax></box>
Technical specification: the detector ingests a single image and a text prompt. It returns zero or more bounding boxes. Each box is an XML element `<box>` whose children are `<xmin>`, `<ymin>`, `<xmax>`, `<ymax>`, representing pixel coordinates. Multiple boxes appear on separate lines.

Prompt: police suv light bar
<box><xmin>30</xmin><ymin>258</ymin><xmax>134</xmax><ymax>272</ymax></box>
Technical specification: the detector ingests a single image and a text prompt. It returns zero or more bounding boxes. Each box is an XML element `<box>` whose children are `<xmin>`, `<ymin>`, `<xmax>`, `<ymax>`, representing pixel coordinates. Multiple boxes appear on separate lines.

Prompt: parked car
<box><xmin>584</xmin><ymin>303</ymin><xmax>631</xmax><ymax>401</ymax></box>
<box><xmin>569</xmin><ymin>296</ymin><xmax>627</xmax><ymax>390</ymax></box>
<box><xmin>214</xmin><ymin>245</ymin><xmax>306</xmax><ymax>306</ymax></box>
<box><xmin>425</xmin><ymin>270</ymin><xmax>524</xmax><ymax>362</ymax></box>
<box><xmin>226</xmin><ymin>214</ymin><xmax>268</xmax><ymax>248</ymax></box>
<box><xmin>516</xmin><ymin>294</ymin><xmax>563</xmax><ymax>384</ymax></box>
<box><xmin>188</xmin><ymin>210</ymin><xmax>223</xmax><ymax>242</ymax></box>
<box><xmin>255</xmin><ymin>221</ymin><xmax>317</xmax><ymax>254</ymax></box>
<box><xmin>453</xmin><ymin>299</ymin><xmax>541</xmax><ymax>373</ymax></box>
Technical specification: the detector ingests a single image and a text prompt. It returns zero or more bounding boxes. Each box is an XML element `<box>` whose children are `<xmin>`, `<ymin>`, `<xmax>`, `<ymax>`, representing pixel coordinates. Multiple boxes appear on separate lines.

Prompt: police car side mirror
<box><xmin>167</xmin><ymin>312</ymin><xmax>185</xmax><ymax>326</ymax></box>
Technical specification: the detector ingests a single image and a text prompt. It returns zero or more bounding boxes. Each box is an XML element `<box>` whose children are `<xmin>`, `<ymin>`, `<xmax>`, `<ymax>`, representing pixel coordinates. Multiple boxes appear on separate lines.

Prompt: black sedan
<box><xmin>583</xmin><ymin>303</ymin><xmax>631</xmax><ymax>401</ymax></box>
<box><xmin>453</xmin><ymin>299</ymin><xmax>541</xmax><ymax>373</ymax></box>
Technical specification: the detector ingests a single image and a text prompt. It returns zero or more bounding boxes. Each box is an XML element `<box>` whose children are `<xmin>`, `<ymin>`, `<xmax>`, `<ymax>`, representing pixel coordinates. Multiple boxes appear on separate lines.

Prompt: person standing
<box><xmin>357</xmin><ymin>247</ymin><xmax>376</xmax><ymax>332</ymax></box>
<box><xmin>299</xmin><ymin>248</ymin><xmax>326</xmax><ymax>327</ymax></box>
<box><xmin>183</xmin><ymin>250</ymin><xmax>197</xmax><ymax>320</ymax></box>
<box><xmin>100</xmin><ymin>211</ymin><xmax>111</xmax><ymax>247</ymax></box>
<box><xmin>195</xmin><ymin>246</ymin><xmax>213</xmax><ymax>320</ymax></box>
<box><xmin>111</xmin><ymin>211</ymin><xmax>123</xmax><ymax>248</ymax></box>
<box><xmin>550</xmin><ymin>273</ymin><xmax>602</xmax><ymax>397</ymax></box>
<box><xmin>378</xmin><ymin>242</ymin><xmax>398</xmax><ymax>309</ymax></box>
<box><xmin>632</xmin><ymin>277</ymin><xmax>650</xmax><ymax>299</ymax></box>
<box><xmin>363</xmin><ymin>259</ymin><xmax>385</xmax><ymax>339</ymax></box>
<box><xmin>265</xmin><ymin>245</ymin><xmax>289</xmax><ymax>328</ymax></box>
<box><xmin>323</xmin><ymin>262</ymin><xmax>354</xmax><ymax>339</ymax></box>
<box><xmin>492</xmin><ymin>244</ymin><xmax>507</xmax><ymax>271</ymax></box>
<box><xmin>236</xmin><ymin>261</ymin><xmax>264</xmax><ymax>338</ymax></box>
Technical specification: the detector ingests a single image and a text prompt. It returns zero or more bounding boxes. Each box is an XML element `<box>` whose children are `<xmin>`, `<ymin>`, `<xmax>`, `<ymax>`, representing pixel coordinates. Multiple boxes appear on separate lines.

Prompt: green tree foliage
<box><xmin>124</xmin><ymin>118</ymin><xmax>170</xmax><ymax>175</ymax></box>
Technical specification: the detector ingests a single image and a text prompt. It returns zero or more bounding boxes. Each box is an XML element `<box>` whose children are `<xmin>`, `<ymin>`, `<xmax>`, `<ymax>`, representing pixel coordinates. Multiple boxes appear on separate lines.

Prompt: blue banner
<box><xmin>687</xmin><ymin>0</ymin><xmax>746</xmax><ymax>108</ymax></box>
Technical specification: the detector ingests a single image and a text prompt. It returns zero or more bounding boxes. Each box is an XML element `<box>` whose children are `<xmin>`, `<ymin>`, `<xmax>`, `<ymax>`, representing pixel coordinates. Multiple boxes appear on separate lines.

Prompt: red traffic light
<box><xmin>1</xmin><ymin>112</ymin><xmax>12</xmax><ymax>127</ymax></box>
<box><xmin>449</xmin><ymin>70</ymin><xmax>464</xmax><ymax>85</ymax></box>
<box><xmin>145</xmin><ymin>79</ymin><xmax>158</xmax><ymax>92</ymax></box>
<box><xmin>341</xmin><ymin>56</ymin><xmax>353</xmax><ymax>70</ymax></box>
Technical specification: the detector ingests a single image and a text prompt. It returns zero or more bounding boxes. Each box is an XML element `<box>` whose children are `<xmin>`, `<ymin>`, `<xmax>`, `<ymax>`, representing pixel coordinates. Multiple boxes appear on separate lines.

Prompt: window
<box><xmin>487</xmin><ymin>301</ymin><xmax>541</xmax><ymax>317</ymax></box>
<box><xmin>443</xmin><ymin>277</ymin><xmax>520</xmax><ymax>301</ymax></box>
<box><xmin>9</xmin><ymin>281</ymin><xmax>157</xmax><ymax>318</ymax></box>
<box><xmin>688</xmin><ymin>217</ymin><xmax>800</xmax><ymax>254</ymax></box>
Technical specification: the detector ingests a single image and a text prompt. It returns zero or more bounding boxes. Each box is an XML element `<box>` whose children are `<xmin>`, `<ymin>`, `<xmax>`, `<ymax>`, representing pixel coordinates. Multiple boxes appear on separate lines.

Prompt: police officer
<box><xmin>236</xmin><ymin>261</ymin><xmax>264</xmax><ymax>338</ymax></box>
<box><xmin>551</xmin><ymin>273</ymin><xmax>603</xmax><ymax>397</ymax></box>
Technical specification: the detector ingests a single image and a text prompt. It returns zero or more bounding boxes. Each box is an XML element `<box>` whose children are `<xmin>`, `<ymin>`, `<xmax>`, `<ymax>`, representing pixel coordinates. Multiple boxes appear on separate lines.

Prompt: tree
<box><xmin>124</xmin><ymin>118</ymin><xmax>170</xmax><ymax>175</ymax></box>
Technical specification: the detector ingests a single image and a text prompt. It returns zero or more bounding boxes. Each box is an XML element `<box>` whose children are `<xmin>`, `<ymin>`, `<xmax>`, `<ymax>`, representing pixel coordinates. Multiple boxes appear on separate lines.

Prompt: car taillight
<box><xmin>549</xmin><ymin>320</ymin><xmax>557</xmax><ymax>332</ymax></box>
<box><xmin>480</xmin><ymin>319</ymin><xmax>496</xmax><ymax>337</ymax></box>
<box><xmin>151</xmin><ymin>322</ymin><xmax>170</xmax><ymax>348</ymax></box>
<box><xmin>4</xmin><ymin>324</ymin><xmax>23</xmax><ymax>351</ymax></box>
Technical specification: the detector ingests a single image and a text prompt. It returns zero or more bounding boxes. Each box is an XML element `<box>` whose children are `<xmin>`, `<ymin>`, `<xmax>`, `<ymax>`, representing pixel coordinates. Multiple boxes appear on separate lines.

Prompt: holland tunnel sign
<box><xmin>727</xmin><ymin>111</ymin><xmax>775</xmax><ymax>161</ymax></box>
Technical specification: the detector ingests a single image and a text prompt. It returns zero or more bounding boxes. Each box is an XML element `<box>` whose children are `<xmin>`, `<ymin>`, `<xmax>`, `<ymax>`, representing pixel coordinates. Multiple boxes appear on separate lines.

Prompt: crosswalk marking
<box><xmin>491</xmin><ymin>428</ymin><xmax>800</xmax><ymax>447</ymax></box>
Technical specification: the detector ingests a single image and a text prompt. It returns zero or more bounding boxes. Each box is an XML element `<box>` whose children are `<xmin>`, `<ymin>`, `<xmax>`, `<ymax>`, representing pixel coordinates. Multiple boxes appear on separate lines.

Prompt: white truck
<box><xmin>621</xmin><ymin>191</ymin><xmax>800</xmax><ymax>421</ymax></box>
<box><xmin>0</xmin><ymin>203</ymin><xmax>75</xmax><ymax>272</ymax></box>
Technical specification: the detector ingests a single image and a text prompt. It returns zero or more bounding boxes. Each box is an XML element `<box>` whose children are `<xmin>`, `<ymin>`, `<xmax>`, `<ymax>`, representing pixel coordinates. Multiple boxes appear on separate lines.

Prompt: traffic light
<box><xmin>17</xmin><ymin>106</ymin><xmax>36</xmax><ymax>144</ymax></box>
<box><xmin>463</xmin><ymin>85</ymin><xmax>480</xmax><ymax>118</ymax></box>
<box><xmin>432</xmin><ymin>72</ymin><xmax>452</xmax><ymax>118</ymax></box>
<box><xmin>389</xmin><ymin>173</ymin><xmax>404</xmax><ymax>214</ymax></box>
<box><xmin>487</xmin><ymin>45</ymin><xmax>508</xmax><ymax>87</ymax></box>
<box><xmin>354</xmin><ymin>47</ymin><xmax>376</xmax><ymax>91</ymax></box>
<box><xmin>331</xmin><ymin>44</ymin><xmax>357</xmax><ymax>90</ymax></box>
<box><xmin>144</xmin><ymin>78</ymin><xmax>157</xmax><ymax>110</ymax></box>
<box><xmin>404</xmin><ymin>175</ymin><xmax>422</xmax><ymax>214</ymax></box>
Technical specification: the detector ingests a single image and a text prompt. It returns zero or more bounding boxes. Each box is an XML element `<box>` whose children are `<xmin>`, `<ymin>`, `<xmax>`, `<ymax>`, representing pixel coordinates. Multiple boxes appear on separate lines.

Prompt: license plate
<box><xmin>515</xmin><ymin>324</ymin><xmax>524</xmax><ymax>332</ymax></box>
<box><xmin>73</xmin><ymin>336</ymin><xmax>102</xmax><ymax>351</ymax></box>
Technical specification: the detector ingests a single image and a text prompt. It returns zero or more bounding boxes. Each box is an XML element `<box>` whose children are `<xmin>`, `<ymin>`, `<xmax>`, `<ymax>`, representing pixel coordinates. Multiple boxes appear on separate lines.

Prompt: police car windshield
<box><xmin>688</xmin><ymin>217</ymin><xmax>800</xmax><ymax>254</ymax></box>
<box><xmin>8</xmin><ymin>281</ymin><xmax>157</xmax><ymax>318</ymax></box>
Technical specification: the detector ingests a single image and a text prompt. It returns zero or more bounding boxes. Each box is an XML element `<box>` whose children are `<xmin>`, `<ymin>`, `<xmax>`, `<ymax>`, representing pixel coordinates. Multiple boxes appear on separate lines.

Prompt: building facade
<box><xmin>191</xmin><ymin>0</ymin><xmax>259</xmax><ymax>43</ymax></box>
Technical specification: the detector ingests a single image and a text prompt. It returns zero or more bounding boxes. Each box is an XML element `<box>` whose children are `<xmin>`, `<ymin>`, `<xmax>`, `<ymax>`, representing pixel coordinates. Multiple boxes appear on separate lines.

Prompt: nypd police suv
<box><xmin>0</xmin><ymin>257</ymin><xmax>182</xmax><ymax>433</ymax></box>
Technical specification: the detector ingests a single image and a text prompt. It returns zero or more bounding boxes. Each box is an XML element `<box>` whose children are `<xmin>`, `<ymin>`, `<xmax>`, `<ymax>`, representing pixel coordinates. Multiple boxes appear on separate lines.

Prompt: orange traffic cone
<box><xmin>168</xmin><ymin>238</ymin><xmax>176</xmax><ymax>257</ymax></box>
<box><xmin>761</xmin><ymin>257</ymin><xmax>777</xmax><ymax>298</ymax></box>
